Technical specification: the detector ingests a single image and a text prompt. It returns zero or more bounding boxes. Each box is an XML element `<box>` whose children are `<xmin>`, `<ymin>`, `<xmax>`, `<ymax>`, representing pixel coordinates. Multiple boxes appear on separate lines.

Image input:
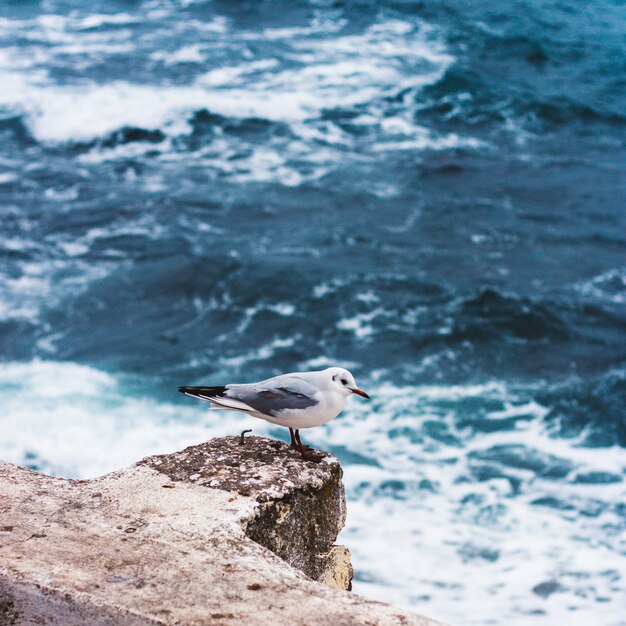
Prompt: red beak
<box><xmin>351</xmin><ymin>388</ymin><xmax>370</xmax><ymax>399</ymax></box>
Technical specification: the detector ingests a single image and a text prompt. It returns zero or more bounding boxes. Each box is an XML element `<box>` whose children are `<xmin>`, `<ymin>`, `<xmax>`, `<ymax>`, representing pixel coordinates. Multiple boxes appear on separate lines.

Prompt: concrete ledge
<box><xmin>0</xmin><ymin>436</ymin><xmax>446</xmax><ymax>626</ymax></box>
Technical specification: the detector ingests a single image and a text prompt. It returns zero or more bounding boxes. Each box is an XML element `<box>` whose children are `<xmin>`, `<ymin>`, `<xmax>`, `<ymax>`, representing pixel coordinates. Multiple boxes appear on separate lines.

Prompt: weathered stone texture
<box><xmin>0</xmin><ymin>436</ymin><xmax>447</xmax><ymax>626</ymax></box>
<box><xmin>141</xmin><ymin>436</ymin><xmax>350</xmax><ymax>587</ymax></box>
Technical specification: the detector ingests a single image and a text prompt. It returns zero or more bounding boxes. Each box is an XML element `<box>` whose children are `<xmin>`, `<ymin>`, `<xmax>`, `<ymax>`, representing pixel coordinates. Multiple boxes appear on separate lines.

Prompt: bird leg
<box><xmin>294</xmin><ymin>429</ymin><xmax>313</xmax><ymax>451</ymax></box>
<box><xmin>289</xmin><ymin>428</ymin><xmax>298</xmax><ymax>449</ymax></box>
<box><xmin>289</xmin><ymin>428</ymin><xmax>313</xmax><ymax>452</ymax></box>
<box><xmin>293</xmin><ymin>429</ymin><xmax>324</xmax><ymax>463</ymax></box>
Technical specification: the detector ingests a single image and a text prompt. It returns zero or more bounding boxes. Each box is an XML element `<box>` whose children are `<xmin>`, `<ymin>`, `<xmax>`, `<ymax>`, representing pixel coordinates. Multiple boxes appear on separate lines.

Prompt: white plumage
<box><xmin>179</xmin><ymin>366</ymin><xmax>369</xmax><ymax>462</ymax></box>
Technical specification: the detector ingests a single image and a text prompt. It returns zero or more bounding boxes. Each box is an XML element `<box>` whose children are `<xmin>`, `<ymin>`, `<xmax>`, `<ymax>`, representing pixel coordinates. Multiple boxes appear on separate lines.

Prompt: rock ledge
<box><xmin>0</xmin><ymin>436</ymin><xmax>446</xmax><ymax>626</ymax></box>
<box><xmin>141</xmin><ymin>436</ymin><xmax>351</xmax><ymax>589</ymax></box>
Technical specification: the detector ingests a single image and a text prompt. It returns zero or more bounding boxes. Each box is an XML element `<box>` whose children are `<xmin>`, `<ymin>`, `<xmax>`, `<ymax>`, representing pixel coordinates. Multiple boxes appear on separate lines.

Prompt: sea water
<box><xmin>0</xmin><ymin>2</ymin><xmax>624</xmax><ymax>624</ymax></box>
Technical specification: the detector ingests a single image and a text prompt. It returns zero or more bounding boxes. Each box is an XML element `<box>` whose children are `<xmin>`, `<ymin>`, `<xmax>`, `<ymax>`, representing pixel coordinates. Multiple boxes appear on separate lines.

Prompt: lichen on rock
<box><xmin>0</xmin><ymin>436</ymin><xmax>448</xmax><ymax>626</ymax></box>
<box><xmin>141</xmin><ymin>435</ymin><xmax>351</xmax><ymax>589</ymax></box>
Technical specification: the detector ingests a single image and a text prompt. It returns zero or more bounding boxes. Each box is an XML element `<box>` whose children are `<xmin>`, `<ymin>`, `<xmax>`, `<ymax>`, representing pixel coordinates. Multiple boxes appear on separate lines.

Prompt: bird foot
<box><xmin>300</xmin><ymin>449</ymin><xmax>325</xmax><ymax>464</ymax></box>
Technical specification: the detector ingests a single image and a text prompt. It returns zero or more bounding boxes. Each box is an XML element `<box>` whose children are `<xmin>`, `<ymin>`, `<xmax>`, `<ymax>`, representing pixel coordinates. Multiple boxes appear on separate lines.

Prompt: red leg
<box><xmin>294</xmin><ymin>430</ymin><xmax>311</xmax><ymax>451</ymax></box>
<box><xmin>289</xmin><ymin>428</ymin><xmax>297</xmax><ymax>448</ymax></box>
<box><xmin>294</xmin><ymin>429</ymin><xmax>324</xmax><ymax>463</ymax></box>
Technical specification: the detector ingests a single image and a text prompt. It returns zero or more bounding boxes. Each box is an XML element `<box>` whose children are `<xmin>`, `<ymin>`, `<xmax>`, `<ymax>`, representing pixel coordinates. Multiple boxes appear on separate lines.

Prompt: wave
<box><xmin>317</xmin><ymin>381</ymin><xmax>625</xmax><ymax>626</ymax></box>
<box><xmin>417</xmin><ymin>59</ymin><xmax>626</xmax><ymax>147</ymax></box>
<box><xmin>0</xmin><ymin>359</ymin><xmax>246</xmax><ymax>478</ymax></box>
<box><xmin>575</xmin><ymin>268</ymin><xmax>626</xmax><ymax>306</ymax></box>
<box><xmin>1</xmin><ymin>358</ymin><xmax>624</xmax><ymax>626</ymax></box>
<box><xmin>526</xmin><ymin>97</ymin><xmax>626</xmax><ymax>128</ymax></box>
<box><xmin>453</xmin><ymin>288</ymin><xmax>568</xmax><ymax>342</ymax></box>
<box><xmin>0</xmin><ymin>13</ymin><xmax>488</xmax><ymax>169</ymax></box>
<box><xmin>0</xmin><ymin>16</ymin><xmax>449</xmax><ymax>140</ymax></box>
<box><xmin>537</xmin><ymin>370</ymin><xmax>626</xmax><ymax>448</ymax></box>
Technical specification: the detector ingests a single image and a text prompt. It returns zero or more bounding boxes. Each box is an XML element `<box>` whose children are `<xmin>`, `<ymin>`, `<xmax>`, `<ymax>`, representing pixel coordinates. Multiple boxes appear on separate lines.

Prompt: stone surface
<box><xmin>0</xmin><ymin>436</ymin><xmax>447</xmax><ymax>626</ymax></box>
<box><xmin>140</xmin><ymin>436</ymin><xmax>349</xmax><ymax>587</ymax></box>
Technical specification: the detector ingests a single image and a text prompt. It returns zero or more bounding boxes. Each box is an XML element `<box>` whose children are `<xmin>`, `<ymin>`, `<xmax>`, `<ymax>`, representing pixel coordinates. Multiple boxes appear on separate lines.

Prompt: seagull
<box><xmin>178</xmin><ymin>367</ymin><xmax>369</xmax><ymax>462</ymax></box>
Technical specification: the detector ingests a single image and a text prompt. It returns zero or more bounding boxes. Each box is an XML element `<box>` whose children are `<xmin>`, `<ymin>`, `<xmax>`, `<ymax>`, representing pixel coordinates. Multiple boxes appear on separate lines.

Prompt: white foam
<box><xmin>197</xmin><ymin>59</ymin><xmax>279</xmax><ymax>86</ymax></box>
<box><xmin>75</xmin><ymin>14</ymin><xmax>139</xmax><ymax>31</ymax></box>
<box><xmin>308</xmin><ymin>381</ymin><xmax>626</xmax><ymax>626</ymax></box>
<box><xmin>0</xmin><ymin>360</ymin><xmax>251</xmax><ymax>478</ymax></box>
<box><xmin>0</xmin><ymin>212</ymin><xmax>167</xmax><ymax>325</ymax></box>
<box><xmin>157</xmin><ymin>136</ymin><xmax>330</xmax><ymax>186</ymax></box>
<box><xmin>1</xmin><ymin>361</ymin><xmax>624</xmax><ymax>624</ymax></box>
<box><xmin>576</xmin><ymin>268</ymin><xmax>626</xmax><ymax>305</ymax></box>
<box><xmin>336</xmin><ymin>308</ymin><xmax>388</xmax><ymax>339</ymax></box>
<box><xmin>16</xmin><ymin>82</ymin><xmax>202</xmax><ymax>143</ymax></box>
<box><xmin>0</xmin><ymin>17</ymin><xmax>458</xmax><ymax>147</ymax></box>
<box><xmin>372</xmin><ymin>127</ymin><xmax>486</xmax><ymax>152</ymax></box>
<box><xmin>0</xmin><ymin>172</ymin><xmax>18</xmax><ymax>184</ymax></box>
<box><xmin>0</xmin><ymin>13</ymin><xmax>487</xmax><ymax>189</ymax></box>
<box><xmin>150</xmin><ymin>44</ymin><xmax>205</xmax><ymax>64</ymax></box>
<box><xmin>44</xmin><ymin>185</ymin><xmax>79</xmax><ymax>201</ymax></box>
<box><xmin>312</xmin><ymin>278</ymin><xmax>350</xmax><ymax>299</ymax></box>
<box><xmin>217</xmin><ymin>337</ymin><xmax>298</xmax><ymax>369</ymax></box>
<box><xmin>76</xmin><ymin>137</ymin><xmax>175</xmax><ymax>164</ymax></box>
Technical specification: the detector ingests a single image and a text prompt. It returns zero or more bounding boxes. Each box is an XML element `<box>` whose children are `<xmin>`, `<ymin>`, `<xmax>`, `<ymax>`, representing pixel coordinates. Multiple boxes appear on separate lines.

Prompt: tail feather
<box><xmin>178</xmin><ymin>385</ymin><xmax>256</xmax><ymax>414</ymax></box>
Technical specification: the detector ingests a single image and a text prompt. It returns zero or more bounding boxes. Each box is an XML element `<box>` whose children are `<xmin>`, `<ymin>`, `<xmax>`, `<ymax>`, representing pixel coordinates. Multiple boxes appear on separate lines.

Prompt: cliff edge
<box><xmin>0</xmin><ymin>436</ymin><xmax>446</xmax><ymax>626</ymax></box>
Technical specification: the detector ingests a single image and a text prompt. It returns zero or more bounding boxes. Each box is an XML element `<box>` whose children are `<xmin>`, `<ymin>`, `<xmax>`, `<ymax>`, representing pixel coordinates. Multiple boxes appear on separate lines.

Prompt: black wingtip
<box><xmin>178</xmin><ymin>385</ymin><xmax>228</xmax><ymax>398</ymax></box>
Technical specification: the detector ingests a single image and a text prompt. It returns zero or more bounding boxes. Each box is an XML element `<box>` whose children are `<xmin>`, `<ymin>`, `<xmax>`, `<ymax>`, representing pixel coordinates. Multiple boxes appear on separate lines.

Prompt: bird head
<box><xmin>326</xmin><ymin>367</ymin><xmax>369</xmax><ymax>399</ymax></box>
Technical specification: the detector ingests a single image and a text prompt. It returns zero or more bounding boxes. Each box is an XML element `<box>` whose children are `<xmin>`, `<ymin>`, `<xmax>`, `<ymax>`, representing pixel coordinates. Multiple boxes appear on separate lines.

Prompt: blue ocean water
<box><xmin>0</xmin><ymin>1</ymin><xmax>625</xmax><ymax>624</ymax></box>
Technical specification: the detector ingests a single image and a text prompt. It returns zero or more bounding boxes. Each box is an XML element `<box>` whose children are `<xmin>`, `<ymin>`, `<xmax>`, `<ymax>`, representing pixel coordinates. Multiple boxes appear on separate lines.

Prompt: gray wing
<box><xmin>226</xmin><ymin>375</ymin><xmax>320</xmax><ymax>417</ymax></box>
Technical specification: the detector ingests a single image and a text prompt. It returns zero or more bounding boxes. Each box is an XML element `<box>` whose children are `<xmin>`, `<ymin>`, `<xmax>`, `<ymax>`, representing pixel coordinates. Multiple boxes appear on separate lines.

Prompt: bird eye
<box><xmin>341</xmin><ymin>379</ymin><xmax>347</xmax><ymax>385</ymax></box>
<box><xmin>332</xmin><ymin>374</ymin><xmax>337</xmax><ymax>381</ymax></box>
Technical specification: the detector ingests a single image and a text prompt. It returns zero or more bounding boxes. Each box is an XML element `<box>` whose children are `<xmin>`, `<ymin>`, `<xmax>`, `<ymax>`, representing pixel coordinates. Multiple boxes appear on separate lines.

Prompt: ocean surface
<box><xmin>1</xmin><ymin>1</ymin><xmax>625</xmax><ymax>624</ymax></box>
